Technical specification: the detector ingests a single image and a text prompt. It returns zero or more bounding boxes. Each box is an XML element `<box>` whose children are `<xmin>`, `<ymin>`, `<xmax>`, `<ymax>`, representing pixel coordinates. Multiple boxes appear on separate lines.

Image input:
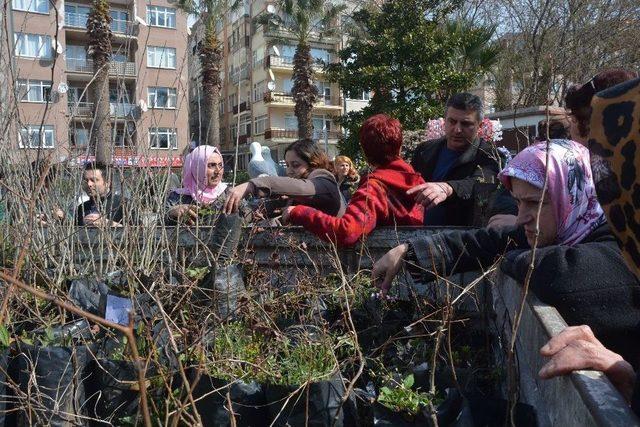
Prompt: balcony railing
<box><xmin>110</xmin><ymin>102</ymin><xmax>136</xmax><ymax>117</ymax></box>
<box><xmin>68</xmin><ymin>102</ymin><xmax>137</xmax><ymax>118</ymax></box>
<box><xmin>265</xmin><ymin>55</ymin><xmax>328</xmax><ymax>71</ymax></box>
<box><xmin>68</xmin><ymin>101</ymin><xmax>93</xmax><ymax>117</ymax></box>
<box><xmin>65</xmin><ymin>13</ymin><xmax>133</xmax><ymax>34</ymax></box>
<box><xmin>66</xmin><ymin>58</ymin><xmax>136</xmax><ymax>77</ymax></box>
<box><xmin>263</xmin><ymin>92</ymin><xmax>341</xmax><ymax>106</ymax></box>
<box><xmin>229</xmin><ymin>35</ymin><xmax>250</xmax><ymax>52</ymax></box>
<box><xmin>230</xmin><ymin>67</ymin><xmax>250</xmax><ymax>84</ymax></box>
<box><xmin>264</xmin><ymin>128</ymin><xmax>341</xmax><ymax>140</ymax></box>
<box><xmin>232</xmin><ymin>102</ymin><xmax>250</xmax><ymax>114</ymax></box>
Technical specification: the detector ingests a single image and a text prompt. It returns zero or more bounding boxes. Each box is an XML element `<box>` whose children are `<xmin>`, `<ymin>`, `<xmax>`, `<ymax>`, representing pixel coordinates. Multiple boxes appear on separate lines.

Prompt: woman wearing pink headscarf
<box><xmin>373</xmin><ymin>139</ymin><xmax>640</xmax><ymax>364</ymax></box>
<box><xmin>165</xmin><ymin>145</ymin><xmax>228</xmax><ymax>225</ymax></box>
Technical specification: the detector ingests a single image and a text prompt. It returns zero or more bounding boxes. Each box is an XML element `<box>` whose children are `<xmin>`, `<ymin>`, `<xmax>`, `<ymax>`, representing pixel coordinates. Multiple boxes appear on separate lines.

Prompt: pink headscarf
<box><xmin>498</xmin><ymin>139</ymin><xmax>605</xmax><ymax>246</ymax></box>
<box><xmin>174</xmin><ymin>145</ymin><xmax>227</xmax><ymax>204</ymax></box>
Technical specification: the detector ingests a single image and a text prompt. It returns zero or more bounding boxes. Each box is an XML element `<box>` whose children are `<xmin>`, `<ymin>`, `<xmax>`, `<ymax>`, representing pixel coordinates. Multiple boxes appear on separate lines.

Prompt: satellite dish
<box><xmin>267</xmin><ymin>81</ymin><xmax>276</xmax><ymax>91</ymax></box>
<box><xmin>266</xmin><ymin>4</ymin><xmax>276</xmax><ymax>14</ymax></box>
<box><xmin>135</xmin><ymin>15</ymin><xmax>147</xmax><ymax>26</ymax></box>
<box><xmin>272</xmin><ymin>45</ymin><xmax>280</xmax><ymax>57</ymax></box>
<box><xmin>139</xmin><ymin>99</ymin><xmax>148</xmax><ymax>112</ymax></box>
<box><xmin>57</xmin><ymin>82</ymin><xmax>68</xmax><ymax>94</ymax></box>
<box><xmin>268</xmin><ymin>69</ymin><xmax>275</xmax><ymax>81</ymax></box>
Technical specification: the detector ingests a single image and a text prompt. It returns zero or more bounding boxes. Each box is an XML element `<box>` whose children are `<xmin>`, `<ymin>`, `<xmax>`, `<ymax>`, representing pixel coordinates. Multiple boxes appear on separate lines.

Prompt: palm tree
<box><xmin>178</xmin><ymin>0</ymin><xmax>239</xmax><ymax>147</ymax></box>
<box><xmin>87</xmin><ymin>0</ymin><xmax>113</xmax><ymax>164</ymax></box>
<box><xmin>258</xmin><ymin>0</ymin><xmax>346</xmax><ymax>139</ymax></box>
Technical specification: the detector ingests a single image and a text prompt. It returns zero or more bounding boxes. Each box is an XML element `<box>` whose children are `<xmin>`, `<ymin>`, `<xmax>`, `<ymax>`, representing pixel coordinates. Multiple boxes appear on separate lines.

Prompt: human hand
<box><xmin>281</xmin><ymin>206</ymin><xmax>295</xmax><ymax>224</ymax></box>
<box><xmin>223</xmin><ymin>182</ymin><xmax>252</xmax><ymax>215</ymax></box>
<box><xmin>487</xmin><ymin>214</ymin><xmax>517</xmax><ymax>229</ymax></box>
<box><xmin>539</xmin><ymin>325</ymin><xmax>635</xmax><ymax>401</ymax></box>
<box><xmin>168</xmin><ymin>204</ymin><xmax>199</xmax><ymax>225</ymax></box>
<box><xmin>407</xmin><ymin>182</ymin><xmax>453</xmax><ymax>210</ymax></box>
<box><xmin>83</xmin><ymin>213</ymin><xmax>103</xmax><ymax>226</ymax></box>
<box><xmin>372</xmin><ymin>243</ymin><xmax>408</xmax><ymax>296</ymax></box>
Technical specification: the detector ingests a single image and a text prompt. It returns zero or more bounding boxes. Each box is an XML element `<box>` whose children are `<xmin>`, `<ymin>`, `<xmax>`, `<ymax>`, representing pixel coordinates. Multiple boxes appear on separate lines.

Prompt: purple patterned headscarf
<box><xmin>174</xmin><ymin>145</ymin><xmax>227</xmax><ymax>204</ymax></box>
<box><xmin>498</xmin><ymin>139</ymin><xmax>605</xmax><ymax>246</ymax></box>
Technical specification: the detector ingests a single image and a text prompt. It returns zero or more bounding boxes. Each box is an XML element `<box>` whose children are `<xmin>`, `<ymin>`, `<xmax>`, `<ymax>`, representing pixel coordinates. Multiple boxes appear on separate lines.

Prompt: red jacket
<box><xmin>288</xmin><ymin>159</ymin><xmax>425</xmax><ymax>246</ymax></box>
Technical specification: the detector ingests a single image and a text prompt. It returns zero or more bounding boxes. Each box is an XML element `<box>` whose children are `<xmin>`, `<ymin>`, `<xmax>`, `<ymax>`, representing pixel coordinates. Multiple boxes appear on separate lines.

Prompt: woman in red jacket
<box><xmin>282</xmin><ymin>114</ymin><xmax>425</xmax><ymax>246</ymax></box>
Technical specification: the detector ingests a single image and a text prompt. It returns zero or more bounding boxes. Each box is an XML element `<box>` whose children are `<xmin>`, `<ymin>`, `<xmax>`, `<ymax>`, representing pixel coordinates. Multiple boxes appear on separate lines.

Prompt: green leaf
<box><xmin>0</xmin><ymin>325</ymin><xmax>9</xmax><ymax>348</ymax></box>
<box><xmin>403</xmin><ymin>374</ymin><xmax>414</xmax><ymax>388</ymax></box>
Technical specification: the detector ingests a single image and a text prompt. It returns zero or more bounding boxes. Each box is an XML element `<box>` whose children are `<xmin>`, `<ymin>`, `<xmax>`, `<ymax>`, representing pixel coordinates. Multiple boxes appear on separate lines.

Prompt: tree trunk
<box><xmin>200</xmin><ymin>20</ymin><xmax>223</xmax><ymax>147</ymax></box>
<box><xmin>92</xmin><ymin>68</ymin><xmax>111</xmax><ymax>164</ymax></box>
<box><xmin>292</xmin><ymin>42</ymin><xmax>318</xmax><ymax>140</ymax></box>
<box><xmin>87</xmin><ymin>0</ymin><xmax>113</xmax><ymax>164</ymax></box>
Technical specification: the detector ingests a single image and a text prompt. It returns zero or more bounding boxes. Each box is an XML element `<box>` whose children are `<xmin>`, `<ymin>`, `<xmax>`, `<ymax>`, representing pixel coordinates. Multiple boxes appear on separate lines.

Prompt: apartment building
<box><xmin>9</xmin><ymin>0</ymin><xmax>190</xmax><ymax>163</ymax></box>
<box><xmin>189</xmin><ymin>1</ymin><xmax>371</xmax><ymax>170</ymax></box>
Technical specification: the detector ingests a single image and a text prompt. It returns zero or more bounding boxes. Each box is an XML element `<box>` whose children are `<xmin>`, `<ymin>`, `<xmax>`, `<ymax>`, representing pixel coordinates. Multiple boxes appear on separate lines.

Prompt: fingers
<box><xmin>406</xmin><ymin>183</ymin><xmax>429</xmax><ymax>195</ymax></box>
<box><xmin>540</xmin><ymin>325</ymin><xmax>597</xmax><ymax>356</ymax></box>
<box><xmin>539</xmin><ymin>340</ymin><xmax>596</xmax><ymax>378</ymax></box>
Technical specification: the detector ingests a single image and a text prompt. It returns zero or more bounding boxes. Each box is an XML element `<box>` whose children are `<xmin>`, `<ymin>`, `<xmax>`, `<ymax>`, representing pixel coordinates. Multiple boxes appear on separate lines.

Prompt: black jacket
<box><xmin>407</xmin><ymin>224</ymin><xmax>640</xmax><ymax>366</ymax></box>
<box><xmin>75</xmin><ymin>192</ymin><xmax>125</xmax><ymax>226</ymax></box>
<box><xmin>411</xmin><ymin>137</ymin><xmax>504</xmax><ymax>226</ymax></box>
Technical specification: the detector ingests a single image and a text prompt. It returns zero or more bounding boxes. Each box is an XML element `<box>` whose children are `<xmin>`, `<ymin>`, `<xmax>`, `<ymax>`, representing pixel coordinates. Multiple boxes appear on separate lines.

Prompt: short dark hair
<box><xmin>284</xmin><ymin>139</ymin><xmax>331</xmax><ymax>177</ymax></box>
<box><xmin>445</xmin><ymin>93</ymin><xmax>484</xmax><ymax>121</ymax></box>
<box><xmin>359</xmin><ymin>114</ymin><xmax>402</xmax><ymax>166</ymax></box>
<box><xmin>83</xmin><ymin>161</ymin><xmax>109</xmax><ymax>180</ymax></box>
<box><xmin>537</xmin><ymin>117</ymin><xmax>570</xmax><ymax>140</ymax></box>
<box><xmin>565</xmin><ymin>68</ymin><xmax>638</xmax><ymax>138</ymax></box>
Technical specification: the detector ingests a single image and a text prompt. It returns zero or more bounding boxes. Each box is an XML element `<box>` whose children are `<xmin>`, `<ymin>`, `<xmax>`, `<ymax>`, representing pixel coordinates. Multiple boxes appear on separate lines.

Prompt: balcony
<box><xmin>264</xmin><ymin>128</ymin><xmax>341</xmax><ymax>140</ymax></box>
<box><xmin>230</xmin><ymin>67</ymin><xmax>250</xmax><ymax>84</ymax></box>
<box><xmin>231</xmin><ymin>102</ymin><xmax>250</xmax><ymax>114</ymax></box>
<box><xmin>65</xmin><ymin>13</ymin><xmax>134</xmax><ymax>34</ymax></box>
<box><xmin>68</xmin><ymin>102</ymin><xmax>137</xmax><ymax>118</ymax></box>
<box><xmin>229</xmin><ymin>35</ymin><xmax>250</xmax><ymax>52</ymax></box>
<box><xmin>262</xmin><ymin>92</ymin><xmax>342</xmax><ymax>108</ymax></box>
<box><xmin>66</xmin><ymin>58</ymin><xmax>137</xmax><ymax>77</ymax></box>
<box><xmin>68</xmin><ymin>101</ymin><xmax>93</xmax><ymax>117</ymax></box>
<box><xmin>265</xmin><ymin>55</ymin><xmax>328</xmax><ymax>72</ymax></box>
<box><xmin>110</xmin><ymin>102</ymin><xmax>136</xmax><ymax>117</ymax></box>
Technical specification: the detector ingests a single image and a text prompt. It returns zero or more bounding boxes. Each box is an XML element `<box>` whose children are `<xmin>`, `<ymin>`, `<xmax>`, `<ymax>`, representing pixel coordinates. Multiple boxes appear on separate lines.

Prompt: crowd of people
<box><xmin>8</xmin><ymin>67</ymin><xmax>640</xmax><ymax>414</ymax></box>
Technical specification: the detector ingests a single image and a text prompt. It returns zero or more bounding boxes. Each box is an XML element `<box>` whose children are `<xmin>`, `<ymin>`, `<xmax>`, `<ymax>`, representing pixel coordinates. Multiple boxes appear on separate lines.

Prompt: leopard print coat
<box><xmin>589</xmin><ymin>77</ymin><xmax>640</xmax><ymax>277</ymax></box>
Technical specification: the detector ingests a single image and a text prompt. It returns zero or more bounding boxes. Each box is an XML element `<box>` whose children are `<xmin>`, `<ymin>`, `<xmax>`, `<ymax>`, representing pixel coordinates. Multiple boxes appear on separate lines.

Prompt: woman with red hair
<box><xmin>283</xmin><ymin>114</ymin><xmax>425</xmax><ymax>246</ymax></box>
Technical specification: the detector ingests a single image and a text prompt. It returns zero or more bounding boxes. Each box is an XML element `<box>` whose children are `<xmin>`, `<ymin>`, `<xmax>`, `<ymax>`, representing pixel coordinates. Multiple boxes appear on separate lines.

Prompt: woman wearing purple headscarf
<box><xmin>372</xmin><ymin>139</ymin><xmax>640</xmax><ymax>364</ymax></box>
<box><xmin>165</xmin><ymin>145</ymin><xmax>228</xmax><ymax>225</ymax></box>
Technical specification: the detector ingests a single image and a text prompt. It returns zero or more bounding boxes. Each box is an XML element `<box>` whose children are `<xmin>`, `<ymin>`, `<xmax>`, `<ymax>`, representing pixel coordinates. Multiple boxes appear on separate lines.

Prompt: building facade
<box><xmin>189</xmin><ymin>0</ymin><xmax>369</xmax><ymax>171</ymax></box>
<box><xmin>8</xmin><ymin>0</ymin><xmax>190</xmax><ymax>163</ymax></box>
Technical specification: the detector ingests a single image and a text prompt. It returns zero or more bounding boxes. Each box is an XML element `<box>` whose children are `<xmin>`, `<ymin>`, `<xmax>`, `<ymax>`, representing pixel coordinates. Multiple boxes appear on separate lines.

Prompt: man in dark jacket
<box><xmin>76</xmin><ymin>162</ymin><xmax>126</xmax><ymax>226</ymax></box>
<box><xmin>410</xmin><ymin>92</ymin><xmax>504</xmax><ymax>226</ymax></box>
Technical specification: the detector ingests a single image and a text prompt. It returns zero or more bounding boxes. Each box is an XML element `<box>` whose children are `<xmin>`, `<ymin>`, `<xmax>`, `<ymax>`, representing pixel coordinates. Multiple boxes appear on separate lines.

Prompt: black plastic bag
<box><xmin>85</xmin><ymin>359</ymin><xmax>142</xmax><ymax>426</ymax></box>
<box><xmin>13</xmin><ymin>342</ymin><xmax>92</xmax><ymax>427</ymax></box>
<box><xmin>266</xmin><ymin>372</ymin><xmax>348</xmax><ymax>427</ymax></box>
<box><xmin>68</xmin><ymin>277</ymin><xmax>110</xmax><ymax>315</ymax></box>
<box><xmin>190</xmin><ymin>373</ymin><xmax>268</xmax><ymax>427</ymax></box>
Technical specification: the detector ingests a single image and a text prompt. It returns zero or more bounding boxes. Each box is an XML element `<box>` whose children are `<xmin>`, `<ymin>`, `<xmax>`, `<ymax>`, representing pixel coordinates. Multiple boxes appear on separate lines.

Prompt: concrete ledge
<box><xmin>493</xmin><ymin>272</ymin><xmax>639</xmax><ymax>427</ymax></box>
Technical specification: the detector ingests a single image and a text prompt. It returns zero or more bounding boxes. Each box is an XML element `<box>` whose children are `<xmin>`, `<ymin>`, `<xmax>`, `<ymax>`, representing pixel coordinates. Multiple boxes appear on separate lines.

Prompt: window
<box><xmin>311</xmin><ymin>48</ymin><xmax>330</xmax><ymax>63</ymax></box>
<box><xmin>68</xmin><ymin>86</ymin><xmax>87</xmax><ymax>103</ymax></box>
<box><xmin>240</xmin><ymin>116</ymin><xmax>251</xmax><ymax>136</ymax></box>
<box><xmin>148</xmin><ymin>87</ymin><xmax>177</xmax><ymax>108</ymax></box>
<box><xmin>147</xmin><ymin>46</ymin><xmax>176</xmax><ymax>68</ymax></box>
<box><xmin>17</xmin><ymin>79</ymin><xmax>52</xmax><ymax>102</ymax></box>
<box><xmin>347</xmin><ymin>90</ymin><xmax>371</xmax><ymax>101</ymax></box>
<box><xmin>149</xmin><ymin>128</ymin><xmax>177</xmax><ymax>149</ymax></box>
<box><xmin>70</xmin><ymin>128</ymin><xmax>89</xmax><ymax>147</ymax></box>
<box><xmin>14</xmin><ymin>33</ymin><xmax>52</xmax><ymax>59</ymax></box>
<box><xmin>19</xmin><ymin>125</ymin><xmax>55</xmax><ymax>148</ymax></box>
<box><xmin>254</xmin><ymin>115</ymin><xmax>267</xmax><ymax>135</ymax></box>
<box><xmin>284</xmin><ymin>114</ymin><xmax>298</xmax><ymax>130</ymax></box>
<box><xmin>147</xmin><ymin>6</ymin><xmax>176</xmax><ymax>28</ymax></box>
<box><xmin>228</xmin><ymin>93</ymin><xmax>237</xmax><ymax>110</ymax></box>
<box><xmin>110</xmin><ymin>10</ymin><xmax>129</xmax><ymax>33</ymax></box>
<box><xmin>12</xmin><ymin>0</ymin><xmax>48</xmax><ymax>13</ymax></box>
<box><xmin>312</xmin><ymin>115</ymin><xmax>332</xmax><ymax>139</ymax></box>
<box><xmin>283</xmin><ymin>78</ymin><xmax>294</xmax><ymax>94</ymax></box>
<box><xmin>253</xmin><ymin>80</ymin><xmax>265</xmax><ymax>103</ymax></box>
<box><xmin>230</xmin><ymin>124</ymin><xmax>237</xmax><ymax>142</ymax></box>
